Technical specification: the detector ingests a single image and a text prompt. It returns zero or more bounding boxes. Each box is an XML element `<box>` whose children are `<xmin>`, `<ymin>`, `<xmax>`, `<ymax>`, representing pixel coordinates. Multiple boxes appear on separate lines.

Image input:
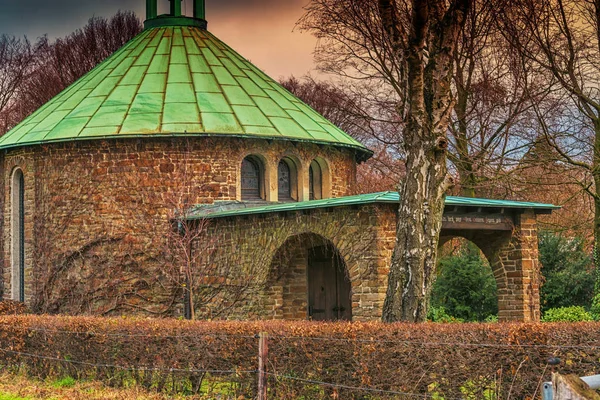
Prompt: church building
<box><xmin>0</xmin><ymin>0</ymin><xmax>556</xmax><ymax>321</ymax></box>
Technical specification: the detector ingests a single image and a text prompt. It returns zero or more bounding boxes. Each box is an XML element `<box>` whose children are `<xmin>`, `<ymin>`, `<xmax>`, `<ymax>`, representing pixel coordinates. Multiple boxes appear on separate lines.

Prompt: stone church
<box><xmin>0</xmin><ymin>0</ymin><xmax>556</xmax><ymax>321</ymax></box>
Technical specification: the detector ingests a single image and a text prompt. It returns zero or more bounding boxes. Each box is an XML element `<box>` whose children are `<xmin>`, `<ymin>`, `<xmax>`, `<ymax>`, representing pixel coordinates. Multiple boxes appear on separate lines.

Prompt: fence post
<box><xmin>258</xmin><ymin>332</ymin><xmax>268</xmax><ymax>400</ymax></box>
<box><xmin>551</xmin><ymin>373</ymin><xmax>600</xmax><ymax>400</ymax></box>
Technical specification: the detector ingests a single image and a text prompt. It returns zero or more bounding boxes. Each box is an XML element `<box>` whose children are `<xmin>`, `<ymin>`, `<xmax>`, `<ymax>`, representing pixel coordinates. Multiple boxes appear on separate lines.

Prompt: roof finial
<box><xmin>146</xmin><ymin>0</ymin><xmax>158</xmax><ymax>19</ymax></box>
<box><xmin>144</xmin><ymin>0</ymin><xmax>208</xmax><ymax>30</ymax></box>
<box><xmin>170</xmin><ymin>0</ymin><xmax>182</xmax><ymax>16</ymax></box>
<box><xmin>194</xmin><ymin>0</ymin><xmax>206</xmax><ymax>20</ymax></box>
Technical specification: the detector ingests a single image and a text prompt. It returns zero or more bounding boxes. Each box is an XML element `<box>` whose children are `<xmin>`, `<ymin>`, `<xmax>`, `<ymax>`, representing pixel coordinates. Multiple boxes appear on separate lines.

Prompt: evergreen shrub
<box><xmin>541</xmin><ymin>306</ymin><xmax>593</xmax><ymax>322</ymax></box>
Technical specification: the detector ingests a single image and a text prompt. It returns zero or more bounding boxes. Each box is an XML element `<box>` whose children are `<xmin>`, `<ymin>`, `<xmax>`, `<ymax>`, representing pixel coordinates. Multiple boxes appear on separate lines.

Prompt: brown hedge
<box><xmin>0</xmin><ymin>316</ymin><xmax>599</xmax><ymax>399</ymax></box>
<box><xmin>0</xmin><ymin>301</ymin><xmax>29</xmax><ymax>315</ymax></box>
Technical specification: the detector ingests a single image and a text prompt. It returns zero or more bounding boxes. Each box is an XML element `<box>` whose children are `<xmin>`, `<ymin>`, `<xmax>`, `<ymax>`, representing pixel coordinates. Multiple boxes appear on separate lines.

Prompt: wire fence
<box><xmin>0</xmin><ymin>318</ymin><xmax>598</xmax><ymax>399</ymax></box>
<box><xmin>0</xmin><ymin>346</ymin><xmax>479</xmax><ymax>399</ymax></box>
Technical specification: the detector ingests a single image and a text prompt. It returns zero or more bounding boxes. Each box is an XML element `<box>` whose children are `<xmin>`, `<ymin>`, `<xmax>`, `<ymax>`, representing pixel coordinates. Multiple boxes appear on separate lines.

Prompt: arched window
<box><xmin>278</xmin><ymin>157</ymin><xmax>301</xmax><ymax>202</ymax></box>
<box><xmin>309</xmin><ymin>160</ymin><xmax>323</xmax><ymax>200</ymax></box>
<box><xmin>241</xmin><ymin>156</ymin><xmax>264</xmax><ymax>200</ymax></box>
<box><xmin>11</xmin><ymin>169</ymin><xmax>25</xmax><ymax>302</ymax></box>
<box><xmin>309</xmin><ymin>158</ymin><xmax>331</xmax><ymax>200</ymax></box>
<box><xmin>278</xmin><ymin>160</ymin><xmax>292</xmax><ymax>201</ymax></box>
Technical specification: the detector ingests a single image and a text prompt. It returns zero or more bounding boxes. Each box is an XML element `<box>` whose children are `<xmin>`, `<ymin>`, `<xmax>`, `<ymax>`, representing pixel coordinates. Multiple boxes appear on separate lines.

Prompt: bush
<box><xmin>427</xmin><ymin>306</ymin><xmax>463</xmax><ymax>323</ymax></box>
<box><xmin>541</xmin><ymin>306</ymin><xmax>593</xmax><ymax>322</ymax></box>
<box><xmin>430</xmin><ymin>242</ymin><xmax>498</xmax><ymax>321</ymax></box>
<box><xmin>484</xmin><ymin>314</ymin><xmax>498</xmax><ymax>323</ymax></box>
<box><xmin>0</xmin><ymin>301</ymin><xmax>29</xmax><ymax>315</ymax></box>
<box><xmin>538</xmin><ymin>232</ymin><xmax>595</xmax><ymax>312</ymax></box>
<box><xmin>0</xmin><ymin>316</ymin><xmax>599</xmax><ymax>399</ymax></box>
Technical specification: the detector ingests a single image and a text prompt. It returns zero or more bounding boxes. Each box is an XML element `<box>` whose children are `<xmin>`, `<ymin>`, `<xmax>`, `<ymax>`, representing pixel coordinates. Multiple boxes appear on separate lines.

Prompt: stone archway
<box><xmin>268</xmin><ymin>233</ymin><xmax>352</xmax><ymax>321</ymax></box>
<box><xmin>440</xmin><ymin>211</ymin><xmax>541</xmax><ymax>322</ymax></box>
<box><xmin>436</xmin><ymin>236</ymin><xmax>499</xmax><ymax>321</ymax></box>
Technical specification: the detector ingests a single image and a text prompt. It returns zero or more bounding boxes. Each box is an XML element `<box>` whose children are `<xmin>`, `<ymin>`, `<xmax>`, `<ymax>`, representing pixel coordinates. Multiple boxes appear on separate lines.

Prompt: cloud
<box><xmin>0</xmin><ymin>0</ymin><xmax>319</xmax><ymax>77</ymax></box>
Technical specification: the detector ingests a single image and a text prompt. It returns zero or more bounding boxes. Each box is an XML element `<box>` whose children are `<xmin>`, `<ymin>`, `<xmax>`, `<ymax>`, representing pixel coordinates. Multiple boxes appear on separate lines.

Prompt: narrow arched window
<box><xmin>11</xmin><ymin>169</ymin><xmax>25</xmax><ymax>302</ymax></box>
<box><xmin>309</xmin><ymin>160</ymin><xmax>323</xmax><ymax>200</ymax></box>
<box><xmin>278</xmin><ymin>160</ymin><xmax>292</xmax><ymax>201</ymax></box>
<box><xmin>241</xmin><ymin>156</ymin><xmax>264</xmax><ymax>200</ymax></box>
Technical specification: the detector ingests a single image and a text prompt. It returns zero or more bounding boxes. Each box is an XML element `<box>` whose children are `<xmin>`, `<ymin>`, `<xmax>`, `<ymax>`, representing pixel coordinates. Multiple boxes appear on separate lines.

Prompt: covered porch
<box><xmin>187</xmin><ymin>192</ymin><xmax>558</xmax><ymax>322</ymax></box>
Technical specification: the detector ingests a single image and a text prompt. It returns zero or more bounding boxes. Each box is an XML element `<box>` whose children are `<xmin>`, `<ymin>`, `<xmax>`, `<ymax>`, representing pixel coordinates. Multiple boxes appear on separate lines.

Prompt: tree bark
<box><xmin>381</xmin><ymin>0</ymin><xmax>469</xmax><ymax>322</ymax></box>
<box><xmin>593</xmin><ymin>120</ymin><xmax>600</xmax><ymax>286</ymax></box>
<box><xmin>382</xmin><ymin>134</ymin><xmax>449</xmax><ymax>321</ymax></box>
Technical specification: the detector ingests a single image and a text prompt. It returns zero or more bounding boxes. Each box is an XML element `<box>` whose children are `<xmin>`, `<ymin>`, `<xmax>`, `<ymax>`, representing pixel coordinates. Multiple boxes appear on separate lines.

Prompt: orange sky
<box><xmin>209</xmin><ymin>2</ymin><xmax>319</xmax><ymax>79</ymax></box>
<box><xmin>0</xmin><ymin>0</ymin><xmax>320</xmax><ymax>79</ymax></box>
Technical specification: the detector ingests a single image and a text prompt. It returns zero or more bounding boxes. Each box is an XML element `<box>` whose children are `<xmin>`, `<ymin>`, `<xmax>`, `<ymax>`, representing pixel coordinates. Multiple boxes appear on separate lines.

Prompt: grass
<box><xmin>0</xmin><ymin>394</ymin><xmax>32</xmax><ymax>400</ymax></box>
<box><xmin>0</xmin><ymin>372</ymin><xmax>223</xmax><ymax>400</ymax></box>
<box><xmin>51</xmin><ymin>377</ymin><xmax>76</xmax><ymax>389</ymax></box>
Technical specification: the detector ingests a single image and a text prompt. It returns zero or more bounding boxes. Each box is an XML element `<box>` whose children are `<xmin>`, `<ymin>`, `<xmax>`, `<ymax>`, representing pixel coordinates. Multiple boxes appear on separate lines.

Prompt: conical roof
<box><xmin>0</xmin><ymin>19</ymin><xmax>371</xmax><ymax>160</ymax></box>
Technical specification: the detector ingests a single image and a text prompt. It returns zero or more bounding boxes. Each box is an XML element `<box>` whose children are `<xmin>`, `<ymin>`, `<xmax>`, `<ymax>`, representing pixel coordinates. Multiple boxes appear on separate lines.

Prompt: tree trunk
<box><xmin>382</xmin><ymin>128</ymin><xmax>449</xmax><ymax>321</ymax></box>
<box><xmin>594</xmin><ymin>190</ymin><xmax>600</xmax><ymax>273</ymax></box>
<box><xmin>380</xmin><ymin>0</ymin><xmax>467</xmax><ymax>322</ymax></box>
<box><xmin>382</xmin><ymin>44</ymin><xmax>450</xmax><ymax>321</ymax></box>
<box><xmin>593</xmin><ymin>119</ymin><xmax>600</xmax><ymax>292</ymax></box>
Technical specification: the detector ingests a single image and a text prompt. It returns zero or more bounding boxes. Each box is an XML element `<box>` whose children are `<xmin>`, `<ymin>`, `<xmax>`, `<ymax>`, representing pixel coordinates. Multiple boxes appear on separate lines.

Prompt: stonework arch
<box><xmin>268</xmin><ymin>232</ymin><xmax>353</xmax><ymax>320</ymax></box>
<box><xmin>10</xmin><ymin>167</ymin><xmax>25</xmax><ymax>302</ymax></box>
<box><xmin>439</xmin><ymin>211</ymin><xmax>541</xmax><ymax>322</ymax></box>
<box><xmin>309</xmin><ymin>157</ymin><xmax>332</xmax><ymax>200</ymax></box>
<box><xmin>200</xmin><ymin>204</ymin><xmax>382</xmax><ymax>321</ymax></box>
<box><xmin>438</xmin><ymin>231</ymin><xmax>510</xmax><ymax>318</ymax></box>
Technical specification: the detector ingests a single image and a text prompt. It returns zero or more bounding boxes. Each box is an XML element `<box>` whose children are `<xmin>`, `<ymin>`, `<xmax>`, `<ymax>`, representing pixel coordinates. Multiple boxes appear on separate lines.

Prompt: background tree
<box><xmin>281</xmin><ymin>76</ymin><xmax>402</xmax><ymax>193</ymax></box>
<box><xmin>0</xmin><ymin>35</ymin><xmax>35</xmax><ymax>134</ymax></box>
<box><xmin>538</xmin><ymin>231</ymin><xmax>595</xmax><ymax>312</ymax></box>
<box><xmin>301</xmin><ymin>0</ymin><xmax>472</xmax><ymax>321</ymax></box>
<box><xmin>499</xmin><ymin>0</ymin><xmax>600</xmax><ymax>296</ymax></box>
<box><xmin>448</xmin><ymin>0</ymin><xmax>547</xmax><ymax>199</ymax></box>
<box><xmin>430</xmin><ymin>241</ymin><xmax>498</xmax><ymax>321</ymax></box>
<box><xmin>1</xmin><ymin>11</ymin><xmax>142</xmax><ymax>135</ymax></box>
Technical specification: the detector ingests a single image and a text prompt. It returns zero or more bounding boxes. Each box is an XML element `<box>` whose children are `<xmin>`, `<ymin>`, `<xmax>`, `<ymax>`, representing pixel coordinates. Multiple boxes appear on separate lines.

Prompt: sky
<box><xmin>0</xmin><ymin>0</ymin><xmax>319</xmax><ymax>79</ymax></box>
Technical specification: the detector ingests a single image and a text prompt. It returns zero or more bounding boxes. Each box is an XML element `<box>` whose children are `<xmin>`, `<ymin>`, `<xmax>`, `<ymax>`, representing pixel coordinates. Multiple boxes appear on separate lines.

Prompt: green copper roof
<box><xmin>186</xmin><ymin>191</ymin><xmax>559</xmax><ymax>220</ymax></box>
<box><xmin>1</xmin><ymin>23</ymin><xmax>371</xmax><ymax>160</ymax></box>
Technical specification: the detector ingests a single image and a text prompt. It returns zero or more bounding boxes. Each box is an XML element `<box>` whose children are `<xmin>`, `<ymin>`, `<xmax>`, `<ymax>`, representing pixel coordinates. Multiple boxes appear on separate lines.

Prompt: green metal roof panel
<box><xmin>0</xmin><ymin>23</ymin><xmax>370</xmax><ymax>159</ymax></box>
<box><xmin>187</xmin><ymin>191</ymin><xmax>559</xmax><ymax>220</ymax></box>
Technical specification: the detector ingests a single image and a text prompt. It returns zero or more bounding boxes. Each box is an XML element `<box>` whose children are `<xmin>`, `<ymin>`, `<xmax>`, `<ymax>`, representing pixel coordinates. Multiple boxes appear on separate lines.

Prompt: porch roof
<box><xmin>186</xmin><ymin>191</ymin><xmax>559</xmax><ymax>221</ymax></box>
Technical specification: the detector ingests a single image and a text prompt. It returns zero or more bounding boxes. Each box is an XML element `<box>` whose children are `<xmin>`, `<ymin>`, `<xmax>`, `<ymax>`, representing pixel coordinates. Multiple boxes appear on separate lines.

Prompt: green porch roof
<box><xmin>0</xmin><ymin>22</ymin><xmax>371</xmax><ymax>160</ymax></box>
<box><xmin>186</xmin><ymin>191</ymin><xmax>559</xmax><ymax>220</ymax></box>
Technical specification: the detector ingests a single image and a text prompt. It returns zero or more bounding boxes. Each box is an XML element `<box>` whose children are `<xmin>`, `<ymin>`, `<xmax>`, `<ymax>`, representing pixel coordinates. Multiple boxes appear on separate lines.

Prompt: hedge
<box><xmin>0</xmin><ymin>315</ymin><xmax>599</xmax><ymax>399</ymax></box>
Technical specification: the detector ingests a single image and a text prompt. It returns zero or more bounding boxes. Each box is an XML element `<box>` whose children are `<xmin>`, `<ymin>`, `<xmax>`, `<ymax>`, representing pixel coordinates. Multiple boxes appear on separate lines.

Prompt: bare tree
<box><xmin>37</xmin><ymin>11</ymin><xmax>142</xmax><ymax>89</ymax></box>
<box><xmin>300</xmin><ymin>0</ymin><xmax>471</xmax><ymax>321</ymax></box>
<box><xmin>448</xmin><ymin>0</ymin><xmax>547</xmax><ymax>198</ymax></box>
<box><xmin>499</xmin><ymin>0</ymin><xmax>600</xmax><ymax>270</ymax></box>
<box><xmin>0</xmin><ymin>35</ymin><xmax>35</xmax><ymax>134</ymax></box>
<box><xmin>3</xmin><ymin>11</ymin><xmax>142</xmax><ymax>133</ymax></box>
<box><xmin>281</xmin><ymin>76</ymin><xmax>403</xmax><ymax>193</ymax></box>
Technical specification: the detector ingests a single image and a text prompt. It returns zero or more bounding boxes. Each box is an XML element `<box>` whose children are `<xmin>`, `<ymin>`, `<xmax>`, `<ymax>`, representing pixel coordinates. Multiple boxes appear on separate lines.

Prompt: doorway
<box><xmin>307</xmin><ymin>245</ymin><xmax>351</xmax><ymax>320</ymax></box>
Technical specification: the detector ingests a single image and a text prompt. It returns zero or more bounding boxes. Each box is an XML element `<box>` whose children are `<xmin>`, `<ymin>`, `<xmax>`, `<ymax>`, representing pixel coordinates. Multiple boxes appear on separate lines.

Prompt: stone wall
<box><xmin>0</xmin><ymin>137</ymin><xmax>358</xmax><ymax>314</ymax></box>
<box><xmin>199</xmin><ymin>204</ymin><xmax>542</xmax><ymax>322</ymax></box>
<box><xmin>197</xmin><ymin>204</ymin><xmax>389</xmax><ymax>321</ymax></box>
<box><xmin>0</xmin><ymin>134</ymin><xmax>543</xmax><ymax>321</ymax></box>
<box><xmin>440</xmin><ymin>209</ymin><xmax>542</xmax><ymax>322</ymax></box>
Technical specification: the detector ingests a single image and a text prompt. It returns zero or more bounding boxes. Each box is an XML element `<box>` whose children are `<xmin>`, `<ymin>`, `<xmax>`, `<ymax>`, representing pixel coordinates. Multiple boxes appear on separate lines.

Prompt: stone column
<box><xmin>496</xmin><ymin>210</ymin><xmax>541</xmax><ymax>321</ymax></box>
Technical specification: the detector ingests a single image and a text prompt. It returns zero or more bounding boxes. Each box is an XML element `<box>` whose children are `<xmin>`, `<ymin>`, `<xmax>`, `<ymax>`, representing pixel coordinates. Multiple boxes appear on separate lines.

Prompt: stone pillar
<box><xmin>496</xmin><ymin>210</ymin><xmax>541</xmax><ymax>321</ymax></box>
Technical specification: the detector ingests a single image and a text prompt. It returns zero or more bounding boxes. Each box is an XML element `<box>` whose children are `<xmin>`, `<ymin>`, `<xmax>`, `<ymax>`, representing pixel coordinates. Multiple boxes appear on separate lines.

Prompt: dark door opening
<box><xmin>307</xmin><ymin>245</ymin><xmax>351</xmax><ymax>321</ymax></box>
